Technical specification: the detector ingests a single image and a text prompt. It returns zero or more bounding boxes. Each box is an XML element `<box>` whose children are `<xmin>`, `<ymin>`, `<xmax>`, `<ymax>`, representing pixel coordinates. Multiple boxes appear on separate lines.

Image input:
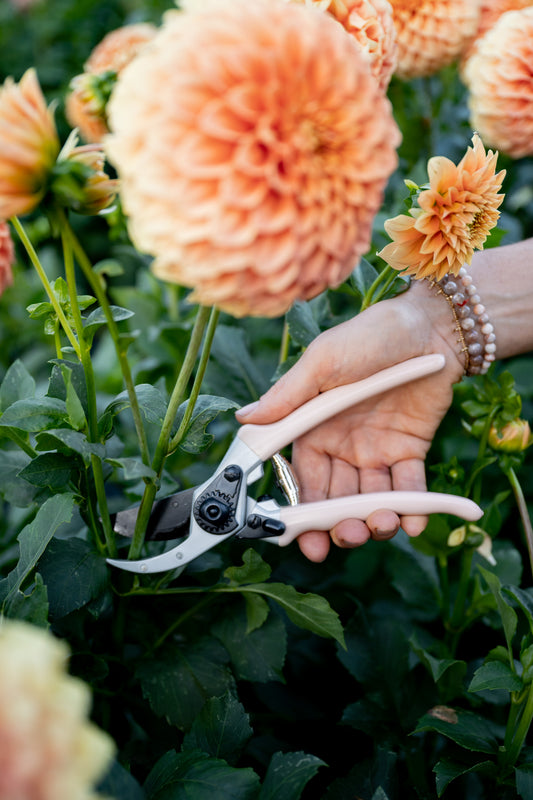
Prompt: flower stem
<box><xmin>61</xmin><ymin>222</ymin><xmax>116</xmax><ymax>556</ymax></box>
<box><xmin>447</xmin><ymin>545</ymin><xmax>474</xmax><ymax>653</ymax></box>
<box><xmin>360</xmin><ymin>264</ymin><xmax>397</xmax><ymax>311</ymax></box>
<box><xmin>279</xmin><ymin>320</ymin><xmax>290</xmax><ymax>365</ymax></box>
<box><xmin>60</xmin><ymin>213</ymin><xmax>151</xmax><ymax>466</ymax></box>
<box><xmin>504</xmin><ymin>465</ymin><xmax>533</xmax><ymax>577</ymax></box>
<box><xmin>503</xmin><ymin>681</ymin><xmax>533</xmax><ymax>767</ymax></box>
<box><xmin>11</xmin><ymin>215</ymin><xmax>81</xmax><ymax>358</ymax></box>
<box><xmin>128</xmin><ymin>305</ymin><xmax>212</xmax><ymax>559</ymax></box>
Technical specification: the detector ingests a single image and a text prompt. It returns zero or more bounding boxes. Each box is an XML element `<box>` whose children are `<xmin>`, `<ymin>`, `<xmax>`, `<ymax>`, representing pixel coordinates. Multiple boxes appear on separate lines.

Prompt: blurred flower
<box><xmin>8</xmin><ymin>0</ymin><xmax>40</xmax><ymax>10</ymax></box>
<box><xmin>107</xmin><ymin>0</ymin><xmax>400</xmax><ymax>317</ymax></box>
<box><xmin>0</xmin><ymin>69</ymin><xmax>60</xmax><ymax>219</ymax></box>
<box><xmin>378</xmin><ymin>134</ymin><xmax>505</xmax><ymax>280</ymax></box>
<box><xmin>488</xmin><ymin>418</ymin><xmax>533</xmax><ymax>452</ymax></box>
<box><xmin>447</xmin><ymin>524</ymin><xmax>496</xmax><ymax>565</ymax></box>
<box><xmin>463</xmin><ymin>8</ymin><xmax>533</xmax><ymax>159</ymax></box>
<box><xmin>0</xmin><ymin>222</ymin><xmax>15</xmax><ymax>296</ymax></box>
<box><xmin>389</xmin><ymin>0</ymin><xmax>481</xmax><ymax>80</ymax></box>
<box><xmin>0</xmin><ymin>617</ymin><xmax>115</xmax><ymax>800</ymax></box>
<box><xmin>58</xmin><ymin>139</ymin><xmax>119</xmax><ymax>215</ymax></box>
<box><xmin>461</xmin><ymin>0</ymin><xmax>532</xmax><ymax>64</ymax></box>
<box><xmin>285</xmin><ymin>0</ymin><xmax>397</xmax><ymax>90</ymax></box>
<box><xmin>66</xmin><ymin>23</ymin><xmax>157</xmax><ymax>143</ymax></box>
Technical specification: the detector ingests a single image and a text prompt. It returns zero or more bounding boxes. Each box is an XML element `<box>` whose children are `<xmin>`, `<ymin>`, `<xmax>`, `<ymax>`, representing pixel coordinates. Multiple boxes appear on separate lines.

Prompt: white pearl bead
<box><xmin>461</xmin><ymin>274</ymin><xmax>473</xmax><ymax>286</ymax></box>
<box><xmin>485</xmin><ymin>342</ymin><xmax>496</xmax><ymax>353</ymax></box>
<box><xmin>481</xmin><ymin>322</ymin><xmax>494</xmax><ymax>335</ymax></box>
<box><xmin>473</xmin><ymin>304</ymin><xmax>485</xmax><ymax>315</ymax></box>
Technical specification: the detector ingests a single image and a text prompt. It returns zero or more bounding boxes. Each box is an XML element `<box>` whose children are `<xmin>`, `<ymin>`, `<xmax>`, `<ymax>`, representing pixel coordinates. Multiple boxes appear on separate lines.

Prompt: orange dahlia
<box><xmin>463</xmin><ymin>8</ymin><xmax>533</xmax><ymax>159</ymax></box>
<box><xmin>378</xmin><ymin>134</ymin><xmax>505</xmax><ymax>280</ymax></box>
<box><xmin>389</xmin><ymin>0</ymin><xmax>481</xmax><ymax>80</ymax></box>
<box><xmin>106</xmin><ymin>0</ymin><xmax>400</xmax><ymax>318</ymax></box>
<box><xmin>0</xmin><ymin>222</ymin><xmax>15</xmax><ymax>296</ymax></box>
<box><xmin>0</xmin><ymin>69</ymin><xmax>60</xmax><ymax>219</ymax></box>
<box><xmin>461</xmin><ymin>0</ymin><xmax>533</xmax><ymax>64</ymax></box>
<box><xmin>65</xmin><ymin>23</ymin><xmax>157</xmax><ymax>143</ymax></box>
<box><xmin>286</xmin><ymin>0</ymin><xmax>397</xmax><ymax>90</ymax></box>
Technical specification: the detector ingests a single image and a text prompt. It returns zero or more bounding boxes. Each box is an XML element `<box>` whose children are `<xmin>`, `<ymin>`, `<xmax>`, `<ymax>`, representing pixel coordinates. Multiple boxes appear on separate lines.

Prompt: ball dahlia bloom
<box><xmin>0</xmin><ymin>222</ymin><xmax>15</xmax><ymax>296</ymax></box>
<box><xmin>389</xmin><ymin>0</ymin><xmax>481</xmax><ymax>80</ymax></box>
<box><xmin>0</xmin><ymin>69</ymin><xmax>60</xmax><ymax>219</ymax></box>
<box><xmin>66</xmin><ymin>23</ymin><xmax>157</xmax><ymax>143</ymax></box>
<box><xmin>378</xmin><ymin>134</ymin><xmax>505</xmax><ymax>280</ymax></box>
<box><xmin>463</xmin><ymin>8</ymin><xmax>533</xmax><ymax>159</ymax></box>
<box><xmin>107</xmin><ymin>0</ymin><xmax>400</xmax><ymax>318</ymax></box>
<box><xmin>0</xmin><ymin>618</ymin><xmax>115</xmax><ymax>800</ymax></box>
<box><xmin>461</xmin><ymin>0</ymin><xmax>533</xmax><ymax>64</ymax></box>
<box><xmin>285</xmin><ymin>0</ymin><xmax>397</xmax><ymax>90</ymax></box>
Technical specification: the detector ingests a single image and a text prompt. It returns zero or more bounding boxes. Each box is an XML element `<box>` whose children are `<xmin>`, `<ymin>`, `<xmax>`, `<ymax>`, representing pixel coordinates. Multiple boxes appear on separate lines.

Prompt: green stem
<box><xmin>128</xmin><ymin>305</ymin><xmax>212</xmax><ymax>559</ymax></box>
<box><xmin>279</xmin><ymin>320</ymin><xmax>290</xmax><ymax>365</ymax></box>
<box><xmin>504</xmin><ymin>695</ymin><xmax>523</xmax><ymax>754</ymax></box>
<box><xmin>0</xmin><ymin>428</ymin><xmax>36</xmax><ymax>458</ymax></box>
<box><xmin>168</xmin><ymin>307</ymin><xmax>220</xmax><ymax>453</ymax></box>
<box><xmin>437</xmin><ymin>553</ymin><xmax>450</xmax><ymax>619</ymax></box>
<box><xmin>360</xmin><ymin>264</ymin><xmax>397</xmax><ymax>311</ymax></box>
<box><xmin>61</xmin><ymin>223</ymin><xmax>116</xmax><ymax>556</ymax></box>
<box><xmin>11</xmin><ymin>215</ymin><xmax>81</xmax><ymax>358</ymax></box>
<box><xmin>464</xmin><ymin>407</ymin><xmax>498</xmax><ymax>502</ymax></box>
<box><xmin>504</xmin><ymin>465</ymin><xmax>533</xmax><ymax>577</ymax></box>
<box><xmin>447</xmin><ymin>545</ymin><xmax>474</xmax><ymax>652</ymax></box>
<box><xmin>371</xmin><ymin>267</ymin><xmax>401</xmax><ymax>305</ymax></box>
<box><xmin>61</xmin><ymin>214</ymin><xmax>151</xmax><ymax>466</ymax></box>
<box><xmin>149</xmin><ymin>595</ymin><xmax>216</xmax><ymax>653</ymax></box>
<box><xmin>504</xmin><ymin>682</ymin><xmax>533</xmax><ymax>767</ymax></box>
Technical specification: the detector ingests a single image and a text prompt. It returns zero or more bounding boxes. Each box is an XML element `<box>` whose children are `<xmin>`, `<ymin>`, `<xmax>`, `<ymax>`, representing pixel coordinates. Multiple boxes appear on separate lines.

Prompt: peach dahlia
<box><xmin>106</xmin><ymin>0</ymin><xmax>400</xmax><ymax>318</ymax></box>
<box><xmin>0</xmin><ymin>221</ymin><xmax>15</xmax><ymax>296</ymax></box>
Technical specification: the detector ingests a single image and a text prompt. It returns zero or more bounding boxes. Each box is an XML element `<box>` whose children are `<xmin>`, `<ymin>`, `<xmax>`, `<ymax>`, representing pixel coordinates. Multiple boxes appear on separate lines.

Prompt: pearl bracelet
<box><xmin>426</xmin><ymin>267</ymin><xmax>496</xmax><ymax>376</ymax></box>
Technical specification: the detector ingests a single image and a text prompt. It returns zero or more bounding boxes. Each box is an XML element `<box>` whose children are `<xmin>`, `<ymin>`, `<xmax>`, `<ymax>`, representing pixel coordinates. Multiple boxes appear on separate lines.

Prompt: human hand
<box><xmin>236</xmin><ymin>281</ymin><xmax>465</xmax><ymax>561</ymax></box>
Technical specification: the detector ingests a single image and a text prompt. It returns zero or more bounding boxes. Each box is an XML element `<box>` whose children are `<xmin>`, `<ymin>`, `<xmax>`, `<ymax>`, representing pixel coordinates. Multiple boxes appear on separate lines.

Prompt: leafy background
<box><xmin>1</xmin><ymin>2</ymin><xmax>533</xmax><ymax>799</ymax></box>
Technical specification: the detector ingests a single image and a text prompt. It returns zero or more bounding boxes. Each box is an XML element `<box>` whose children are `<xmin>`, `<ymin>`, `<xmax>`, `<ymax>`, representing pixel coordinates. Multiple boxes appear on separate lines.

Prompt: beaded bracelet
<box><xmin>425</xmin><ymin>267</ymin><xmax>496</xmax><ymax>376</ymax></box>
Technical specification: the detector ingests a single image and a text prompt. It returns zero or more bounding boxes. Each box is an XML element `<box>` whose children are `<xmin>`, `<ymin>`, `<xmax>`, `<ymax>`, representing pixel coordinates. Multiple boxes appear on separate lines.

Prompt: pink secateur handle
<box><xmin>275</xmin><ymin>491</ymin><xmax>483</xmax><ymax>546</ymax></box>
<box><xmin>238</xmin><ymin>353</ymin><xmax>446</xmax><ymax>461</ymax></box>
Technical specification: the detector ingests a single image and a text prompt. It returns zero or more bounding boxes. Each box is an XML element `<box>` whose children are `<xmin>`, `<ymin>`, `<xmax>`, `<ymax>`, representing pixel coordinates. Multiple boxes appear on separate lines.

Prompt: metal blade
<box><xmin>112</xmin><ymin>488</ymin><xmax>195</xmax><ymax>540</ymax></box>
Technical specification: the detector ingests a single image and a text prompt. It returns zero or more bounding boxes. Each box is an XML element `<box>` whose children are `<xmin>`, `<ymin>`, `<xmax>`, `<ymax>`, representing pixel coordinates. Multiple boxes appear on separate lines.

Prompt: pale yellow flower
<box><xmin>464</xmin><ymin>8</ymin><xmax>533</xmax><ymax>159</ymax></box>
<box><xmin>378</xmin><ymin>134</ymin><xmax>505</xmax><ymax>280</ymax></box>
<box><xmin>488</xmin><ymin>419</ymin><xmax>533</xmax><ymax>452</ymax></box>
<box><xmin>0</xmin><ymin>69</ymin><xmax>60</xmax><ymax>219</ymax></box>
<box><xmin>0</xmin><ymin>618</ymin><xmax>115</xmax><ymax>800</ymax></box>
<box><xmin>107</xmin><ymin>0</ymin><xmax>400</xmax><ymax>317</ymax></box>
<box><xmin>389</xmin><ymin>0</ymin><xmax>481</xmax><ymax>80</ymax></box>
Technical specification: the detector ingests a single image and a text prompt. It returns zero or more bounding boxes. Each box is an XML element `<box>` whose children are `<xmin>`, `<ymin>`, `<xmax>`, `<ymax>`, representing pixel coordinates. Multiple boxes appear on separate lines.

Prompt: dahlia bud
<box><xmin>488</xmin><ymin>419</ymin><xmax>532</xmax><ymax>453</ymax></box>
<box><xmin>52</xmin><ymin>138</ymin><xmax>118</xmax><ymax>215</ymax></box>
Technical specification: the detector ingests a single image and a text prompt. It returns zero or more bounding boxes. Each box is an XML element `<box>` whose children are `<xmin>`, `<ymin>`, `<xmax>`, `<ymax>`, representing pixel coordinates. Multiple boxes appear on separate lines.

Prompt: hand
<box><xmin>236</xmin><ymin>281</ymin><xmax>465</xmax><ymax>561</ymax></box>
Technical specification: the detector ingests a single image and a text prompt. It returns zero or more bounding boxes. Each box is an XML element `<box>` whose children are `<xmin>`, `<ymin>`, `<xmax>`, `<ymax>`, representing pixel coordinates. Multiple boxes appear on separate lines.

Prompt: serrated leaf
<box><xmin>182</xmin><ymin>693</ymin><xmax>253</xmax><ymax>764</ymax></box>
<box><xmin>176</xmin><ymin>395</ymin><xmax>239</xmax><ymax>453</ymax></box>
<box><xmin>212</xmin><ymin>607</ymin><xmax>286</xmax><ymax>683</ymax></box>
<box><xmin>207</xmin><ymin>325</ymin><xmax>269</xmax><ymax>405</ymax></box>
<box><xmin>286</xmin><ymin>301</ymin><xmax>321</xmax><ymax>348</ymax></box>
<box><xmin>503</xmin><ymin>585</ymin><xmax>533</xmax><ymax>636</ymax></box>
<box><xmin>478</xmin><ymin>566</ymin><xmax>518</xmax><ymax>650</ymax></box>
<box><xmin>18</xmin><ymin>452</ymin><xmax>75</xmax><ymax>489</ymax></box>
<box><xmin>410</xmin><ymin>637</ymin><xmax>467</xmax><ymax>689</ymax></box>
<box><xmin>259</xmin><ymin>751</ymin><xmax>325</xmax><ymax>800</ymax></box>
<box><xmin>0</xmin><ymin>450</ymin><xmax>37</xmax><ymax>506</ymax></box>
<box><xmin>0</xmin><ymin>493</ymin><xmax>76</xmax><ymax>612</ymax></box>
<box><xmin>6</xmin><ymin>574</ymin><xmax>49</xmax><ymax>626</ymax></box>
<box><xmin>144</xmin><ymin>749</ymin><xmax>260</xmax><ymax>800</ymax></box>
<box><xmin>0</xmin><ymin>396</ymin><xmax>68</xmax><ymax>432</ymax></box>
<box><xmin>35</xmin><ymin>428</ymin><xmax>105</xmax><ymax>466</ymax></box>
<box><xmin>413</xmin><ymin>709</ymin><xmax>499</xmax><ymax>754</ymax></box>
<box><xmin>243</xmin><ymin>594</ymin><xmax>270</xmax><ymax>634</ymax></box>
<box><xmin>38</xmin><ymin>538</ymin><xmax>109</xmax><ymax>619</ymax></box>
<box><xmin>0</xmin><ymin>360</ymin><xmax>35</xmax><ymax>411</ymax></box>
<box><xmin>106</xmin><ymin>457</ymin><xmax>157</xmax><ymax>481</ymax></box>
<box><xmin>83</xmin><ymin>305</ymin><xmax>134</xmax><ymax>343</ymax></box>
<box><xmin>469</xmin><ymin>661</ymin><xmax>522</xmax><ymax>693</ymax></box>
<box><xmin>224</xmin><ymin>549</ymin><xmax>272</xmax><ymax>586</ymax></box>
<box><xmin>239</xmin><ymin>582</ymin><xmax>345</xmax><ymax>647</ymax></box>
<box><xmin>62</xmin><ymin>365</ymin><xmax>87</xmax><ymax>431</ymax></box>
<box><xmin>136</xmin><ymin>638</ymin><xmax>235</xmax><ymax>730</ymax></box>
<box><xmin>434</xmin><ymin>758</ymin><xmax>496</xmax><ymax>797</ymax></box>
<box><xmin>102</xmin><ymin>384</ymin><xmax>168</xmax><ymax>430</ymax></box>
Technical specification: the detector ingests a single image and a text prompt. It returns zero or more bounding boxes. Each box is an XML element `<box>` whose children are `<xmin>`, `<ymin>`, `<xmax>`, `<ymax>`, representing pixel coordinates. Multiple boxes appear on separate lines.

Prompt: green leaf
<box><xmin>479</xmin><ymin>566</ymin><xmax>518</xmax><ymax>650</ymax></box>
<box><xmin>286</xmin><ymin>301</ymin><xmax>321</xmax><ymax>348</ymax></box>
<box><xmin>18</xmin><ymin>452</ymin><xmax>75</xmax><ymax>489</ymax></box>
<box><xmin>224</xmin><ymin>549</ymin><xmax>272</xmax><ymax>586</ymax></box>
<box><xmin>413</xmin><ymin>709</ymin><xmax>499</xmax><ymax>754</ymax></box>
<box><xmin>503</xmin><ymin>585</ymin><xmax>533</xmax><ymax>636</ymax></box>
<box><xmin>212</xmin><ymin>607</ymin><xmax>286</xmax><ymax>682</ymax></box>
<box><xmin>258</xmin><ymin>751</ymin><xmax>326</xmax><ymax>800</ymax></box>
<box><xmin>98</xmin><ymin>760</ymin><xmax>145</xmax><ymax>800</ymax></box>
<box><xmin>144</xmin><ymin>749</ymin><xmax>260</xmax><ymax>800</ymax></box>
<box><xmin>93</xmin><ymin>259</ymin><xmax>126</xmax><ymax>278</ymax></box>
<box><xmin>175</xmin><ymin>395</ymin><xmax>239</xmax><ymax>453</ymax></box>
<box><xmin>516</xmin><ymin>764</ymin><xmax>533</xmax><ymax>800</ymax></box>
<box><xmin>208</xmin><ymin>325</ymin><xmax>269</xmax><ymax>405</ymax></box>
<box><xmin>434</xmin><ymin>758</ymin><xmax>496</xmax><ymax>797</ymax></box>
<box><xmin>62</xmin><ymin>365</ymin><xmax>87</xmax><ymax>431</ymax></box>
<box><xmin>37</xmin><ymin>538</ymin><xmax>109</xmax><ymax>619</ymax></box>
<box><xmin>136</xmin><ymin>638</ymin><xmax>236</xmax><ymax>730</ymax></box>
<box><xmin>101</xmin><ymin>384</ymin><xmax>168</xmax><ymax>430</ymax></box>
<box><xmin>0</xmin><ymin>451</ymin><xmax>37</xmax><ymax>506</ymax></box>
<box><xmin>6</xmin><ymin>573</ymin><xmax>49</xmax><ymax>626</ymax></box>
<box><xmin>0</xmin><ymin>359</ymin><xmax>35</xmax><ymax>411</ymax></box>
<box><xmin>36</xmin><ymin>428</ymin><xmax>105</xmax><ymax>466</ymax></box>
<box><xmin>388</xmin><ymin>536</ymin><xmax>441</xmax><ymax>620</ymax></box>
<box><xmin>243</xmin><ymin>594</ymin><xmax>270</xmax><ymax>634</ymax></box>
<box><xmin>0</xmin><ymin>493</ymin><xmax>76</xmax><ymax>612</ymax></box>
<box><xmin>105</xmin><ymin>457</ymin><xmax>157</xmax><ymax>482</ymax></box>
<box><xmin>240</xmin><ymin>582</ymin><xmax>345</xmax><ymax>647</ymax></box>
<box><xmin>410</xmin><ymin>637</ymin><xmax>467</xmax><ymax>696</ymax></box>
<box><xmin>83</xmin><ymin>305</ymin><xmax>134</xmax><ymax>344</ymax></box>
<box><xmin>469</xmin><ymin>661</ymin><xmax>523</xmax><ymax>693</ymax></box>
<box><xmin>350</xmin><ymin>257</ymin><xmax>379</xmax><ymax>298</ymax></box>
<box><xmin>47</xmin><ymin>360</ymin><xmax>88</xmax><ymax>414</ymax></box>
<box><xmin>0</xmin><ymin>396</ymin><xmax>68</xmax><ymax>432</ymax></box>
<box><xmin>182</xmin><ymin>693</ymin><xmax>253</xmax><ymax>764</ymax></box>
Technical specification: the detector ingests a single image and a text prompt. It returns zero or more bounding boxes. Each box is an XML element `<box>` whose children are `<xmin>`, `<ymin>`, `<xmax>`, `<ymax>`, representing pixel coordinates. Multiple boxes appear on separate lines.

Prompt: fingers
<box><xmin>391</xmin><ymin>458</ymin><xmax>428</xmax><ymax>537</ymax></box>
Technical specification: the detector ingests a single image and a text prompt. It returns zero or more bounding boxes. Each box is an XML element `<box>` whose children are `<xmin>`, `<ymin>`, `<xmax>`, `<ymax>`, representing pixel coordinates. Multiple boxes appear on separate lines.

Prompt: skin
<box><xmin>236</xmin><ymin>239</ymin><xmax>533</xmax><ymax>562</ymax></box>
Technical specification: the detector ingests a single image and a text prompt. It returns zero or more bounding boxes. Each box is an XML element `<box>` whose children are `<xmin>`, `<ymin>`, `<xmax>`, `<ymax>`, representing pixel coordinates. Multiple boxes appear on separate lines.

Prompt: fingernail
<box><xmin>236</xmin><ymin>400</ymin><xmax>260</xmax><ymax>417</ymax></box>
<box><xmin>374</xmin><ymin>528</ymin><xmax>397</xmax><ymax>540</ymax></box>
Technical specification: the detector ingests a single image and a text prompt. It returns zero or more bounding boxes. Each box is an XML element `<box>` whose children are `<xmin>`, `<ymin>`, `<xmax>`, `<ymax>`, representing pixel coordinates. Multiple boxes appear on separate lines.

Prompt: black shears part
<box><xmin>193</xmin><ymin>464</ymin><xmax>243</xmax><ymax>535</ymax></box>
<box><xmin>238</xmin><ymin>513</ymin><xmax>286</xmax><ymax>539</ymax></box>
<box><xmin>112</xmin><ymin>487</ymin><xmax>195</xmax><ymax>541</ymax></box>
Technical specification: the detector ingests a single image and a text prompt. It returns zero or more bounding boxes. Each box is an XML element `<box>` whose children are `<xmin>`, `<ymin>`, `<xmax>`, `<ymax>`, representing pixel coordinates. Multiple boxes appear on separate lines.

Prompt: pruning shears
<box><xmin>107</xmin><ymin>354</ymin><xmax>483</xmax><ymax>574</ymax></box>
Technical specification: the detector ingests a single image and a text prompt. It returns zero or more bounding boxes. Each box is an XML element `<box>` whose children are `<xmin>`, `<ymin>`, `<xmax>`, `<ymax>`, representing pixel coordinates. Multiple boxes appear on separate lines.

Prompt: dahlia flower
<box><xmin>107</xmin><ymin>0</ymin><xmax>400</xmax><ymax>318</ymax></box>
<box><xmin>461</xmin><ymin>0</ymin><xmax>532</xmax><ymax>64</ymax></box>
<box><xmin>285</xmin><ymin>0</ymin><xmax>397</xmax><ymax>90</ymax></box>
<box><xmin>378</xmin><ymin>134</ymin><xmax>505</xmax><ymax>280</ymax></box>
<box><xmin>463</xmin><ymin>8</ymin><xmax>533</xmax><ymax>159</ymax></box>
<box><xmin>0</xmin><ymin>618</ymin><xmax>115</xmax><ymax>800</ymax></box>
<box><xmin>66</xmin><ymin>23</ymin><xmax>157</xmax><ymax>143</ymax></box>
<box><xmin>60</xmin><ymin>141</ymin><xmax>119</xmax><ymax>215</ymax></box>
<box><xmin>0</xmin><ymin>69</ymin><xmax>60</xmax><ymax>219</ymax></box>
<box><xmin>389</xmin><ymin>0</ymin><xmax>481</xmax><ymax>80</ymax></box>
<box><xmin>489</xmin><ymin>419</ymin><xmax>532</xmax><ymax>452</ymax></box>
<box><xmin>0</xmin><ymin>222</ymin><xmax>15</xmax><ymax>296</ymax></box>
